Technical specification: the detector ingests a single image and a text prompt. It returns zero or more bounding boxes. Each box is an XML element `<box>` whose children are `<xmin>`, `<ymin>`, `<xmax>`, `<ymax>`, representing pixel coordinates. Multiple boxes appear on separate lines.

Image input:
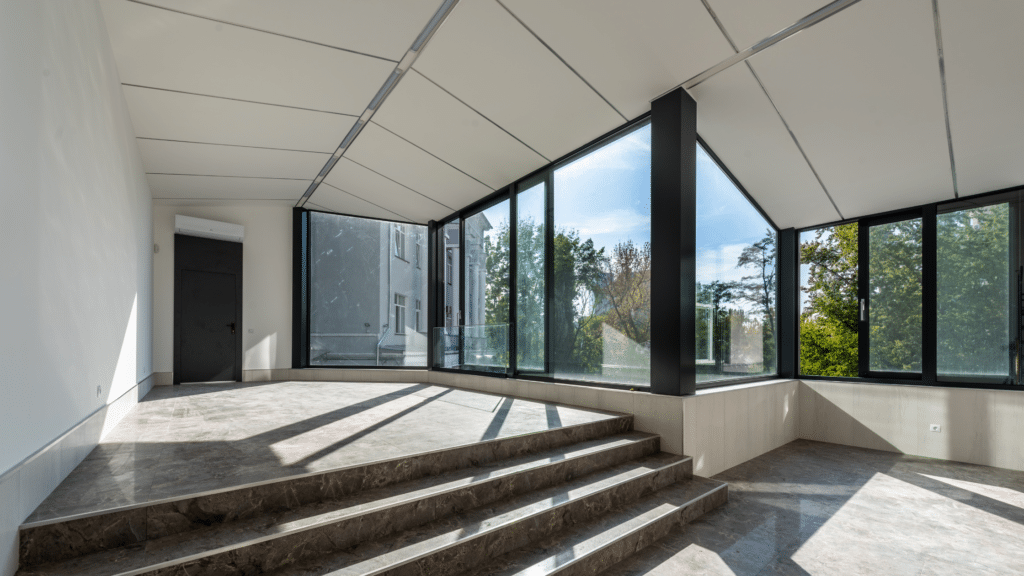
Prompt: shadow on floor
<box><xmin>606</xmin><ymin>439</ymin><xmax>1024</xmax><ymax>576</ymax></box>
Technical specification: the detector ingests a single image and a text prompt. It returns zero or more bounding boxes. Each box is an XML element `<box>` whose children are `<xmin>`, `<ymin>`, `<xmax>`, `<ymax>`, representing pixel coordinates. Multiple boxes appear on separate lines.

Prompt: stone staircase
<box><xmin>17</xmin><ymin>415</ymin><xmax>726</xmax><ymax>576</ymax></box>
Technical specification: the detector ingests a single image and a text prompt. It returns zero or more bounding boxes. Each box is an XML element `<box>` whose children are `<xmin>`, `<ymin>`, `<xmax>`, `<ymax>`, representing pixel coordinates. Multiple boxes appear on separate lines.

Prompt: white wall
<box><xmin>800</xmin><ymin>380</ymin><xmax>1024</xmax><ymax>472</ymax></box>
<box><xmin>684</xmin><ymin>380</ymin><xmax>799</xmax><ymax>477</ymax></box>
<box><xmin>0</xmin><ymin>1</ymin><xmax>153</xmax><ymax>573</ymax></box>
<box><xmin>152</xmin><ymin>203</ymin><xmax>292</xmax><ymax>378</ymax></box>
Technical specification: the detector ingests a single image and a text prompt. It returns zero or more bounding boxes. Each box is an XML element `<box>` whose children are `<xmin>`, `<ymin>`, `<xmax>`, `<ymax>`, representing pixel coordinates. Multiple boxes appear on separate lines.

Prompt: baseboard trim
<box><xmin>0</xmin><ymin>373</ymin><xmax>156</xmax><ymax>575</ymax></box>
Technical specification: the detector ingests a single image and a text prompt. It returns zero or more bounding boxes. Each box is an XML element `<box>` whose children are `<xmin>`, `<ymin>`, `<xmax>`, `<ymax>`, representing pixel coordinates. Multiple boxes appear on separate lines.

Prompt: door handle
<box><xmin>227</xmin><ymin>322</ymin><xmax>236</xmax><ymax>334</ymax></box>
<box><xmin>860</xmin><ymin>299</ymin><xmax>866</xmax><ymax>322</ymax></box>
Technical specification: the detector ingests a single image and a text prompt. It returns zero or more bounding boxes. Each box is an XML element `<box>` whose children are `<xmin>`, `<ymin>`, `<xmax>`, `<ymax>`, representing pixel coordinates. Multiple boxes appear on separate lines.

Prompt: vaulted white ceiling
<box><xmin>101</xmin><ymin>0</ymin><xmax>1023</xmax><ymax>229</ymax></box>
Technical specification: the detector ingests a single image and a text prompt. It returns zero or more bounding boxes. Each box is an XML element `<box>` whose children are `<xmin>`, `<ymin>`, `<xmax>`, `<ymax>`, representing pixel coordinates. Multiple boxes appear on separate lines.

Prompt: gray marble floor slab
<box><xmin>26</xmin><ymin>381</ymin><xmax>619</xmax><ymax>524</ymax></box>
<box><xmin>603</xmin><ymin>439</ymin><xmax>1024</xmax><ymax>576</ymax></box>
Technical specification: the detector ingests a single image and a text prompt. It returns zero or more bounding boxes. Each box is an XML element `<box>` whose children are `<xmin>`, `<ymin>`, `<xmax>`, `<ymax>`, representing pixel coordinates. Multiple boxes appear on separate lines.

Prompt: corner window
<box><xmin>695</xmin><ymin>144</ymin><xmax>777</xmax><ymax>384</ymax></box>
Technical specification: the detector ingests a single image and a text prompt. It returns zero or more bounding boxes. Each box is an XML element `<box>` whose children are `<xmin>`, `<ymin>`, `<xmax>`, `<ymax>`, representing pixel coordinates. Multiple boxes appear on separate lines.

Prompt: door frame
<box><xmin>174</xmin><ymin>233</ymin><xmax>243</xmax><ymax>385</ymax></box>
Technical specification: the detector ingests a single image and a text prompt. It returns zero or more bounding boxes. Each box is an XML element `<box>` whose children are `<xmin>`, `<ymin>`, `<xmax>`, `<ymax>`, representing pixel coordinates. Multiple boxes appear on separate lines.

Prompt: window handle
<box><xmin>860</xmin><ymin>299</ymin><xmax>866</xmax><ymax>322</ymax></box>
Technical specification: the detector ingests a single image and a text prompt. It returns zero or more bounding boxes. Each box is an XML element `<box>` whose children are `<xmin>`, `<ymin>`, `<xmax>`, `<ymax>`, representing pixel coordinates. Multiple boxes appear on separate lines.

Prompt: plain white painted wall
<box><xmin>152</xmin><ymin>203</ymin><xmax>292</xmax><ymax>376</ymax></box>
<box><xmin>0</xmin><ymin>0</ymin><xmax>153</xmax><ymax>478</ymax></box>
<box><xmin>800</xmin><ymin>380</ymin><xmax>1024</xmax><ymax>472</ymax></box>
<box><xmin>0</xmin><ymin>1</ymin><xmax>153</xmax><ymax>573</ymax></box>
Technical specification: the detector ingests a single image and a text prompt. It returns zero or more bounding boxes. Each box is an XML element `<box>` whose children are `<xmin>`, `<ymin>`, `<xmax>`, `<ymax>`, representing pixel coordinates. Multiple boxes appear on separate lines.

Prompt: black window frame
<box><xmin>292</xmin><ymin>207</ymin><xmax>428</xmax><ymax>370</ymax></box>
<box><xmin>795</xmin><ymin>185</ymin><xmax>1024</xmax><ymax>392</ymax></box>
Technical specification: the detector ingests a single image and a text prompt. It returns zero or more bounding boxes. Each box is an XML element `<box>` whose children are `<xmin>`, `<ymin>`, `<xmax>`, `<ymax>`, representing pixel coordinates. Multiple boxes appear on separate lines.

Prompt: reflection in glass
<box><xmin>937</xmin><ymin>204</ymin><xmax>1009</xmax><ymax>379</ymax></box>
<box><xmin>310</xmin><ymin>212</ymin><xmax>427</xmax><ymax>366</ymax></box>
<box><xmin>696</xmin><ymin>145</ymin><xmax>777</xmax><ymax>383</ymax></box>
<box><xmin>517</xmin><ymin>182</ymin><xmax>546</xmax><ymax>372</ymax></box>
<box><xmin>463</xmin><ymin>200</ymin><xmax>510</xmax><ymax>373</ymax></box>
<box><xmin>868</xmin><ymin>218</ymin><xmax>922</xmax><ymax>373</ymax></box>
<box><xmin>436</xmin><ymin>220</ymin><xmax>461</xmax><ymax>368</ymax></box>
<box><xmin>551</xmin><ymin>123</ymin><xmax>652</xmax><ymax>386</ymax></box>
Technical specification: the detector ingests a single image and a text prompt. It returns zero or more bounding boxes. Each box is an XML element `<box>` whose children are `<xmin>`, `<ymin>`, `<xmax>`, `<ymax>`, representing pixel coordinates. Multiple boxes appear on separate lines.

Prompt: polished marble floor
<box><xmin>27</xmin><ymin>381</ymin><xmax>617</xmax><ymax>524</ymax></box>
<box><xmin>607</xmin><ymin>439</ymin><xmax>1024</xmax><ymax>576</ymax></box>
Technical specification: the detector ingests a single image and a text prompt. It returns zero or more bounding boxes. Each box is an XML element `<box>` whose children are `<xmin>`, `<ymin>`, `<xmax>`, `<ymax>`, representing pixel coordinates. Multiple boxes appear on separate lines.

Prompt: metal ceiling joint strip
<box><xmin>297</xmin><ymin>0</ymin><xmax>462</xmax><ymax>208</ymax></box>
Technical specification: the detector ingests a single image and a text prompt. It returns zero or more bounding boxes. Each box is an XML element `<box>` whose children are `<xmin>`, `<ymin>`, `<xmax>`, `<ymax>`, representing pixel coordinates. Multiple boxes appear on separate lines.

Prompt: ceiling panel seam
<box><xmin>122</xmin><ymin>84</ymin><xmax>359</xmax><ymax>117</ymax></box>
<box><xmin>931</xmin><ymin>0</ymin><xmax>959</xmax><ymax>199</ymax></box>
<box><xmin>369</xmin><ymin>121</ymin><xmax>495</xmax><ymax>190</ymax></box>
<box><xmin>493</xmin><ymin>0</ymin><xmax>627</xmax><ymax>122</ymax></box>
<box><xmin>320</xmin><ymin>181</ymin><xmax>415</xmax><ymax>222</ymax></box>
<box><xmin>146</xmin><ymin>173</ymin><xmax>312</xmax><ymax>180</ymax></box>
<box><xmin>136</xmin><ymin>137</ymin><xmax>333</xmax><ymax>155</ymax></box>
<box><xmin>698</xmin><ymin>0</ymin><xmax>843</xmax><ymax>221</ymax></box>
<box><xmin>126</xmin><ymin>0</ymin><xmax>398</xmax><ymax>63</ymax></box>
<box><xmin>654</xmin><ymin>0</ymin><xmax>864</xmax><ymax>99</ymax></box>
<box><xmin>699</xmin><ymin>0</ymin><xmax>740</xmax><ymax>52</ymax></box>
<box><xmin>410</xmin><ymin>70</ymin><xmax>551</xmax><ymax>163</ymax></box>
<box><xmin>743</xmin><ymin>62</ymin><xmax>844</xmax><ymax>220</ymax></box>
<box><xmin>342</xmin><ymin>158</ymin><xmax>455</xmax><ymax>211</ymax></box>
<box><xmin>298</xmin><ymin>0</ymin><xmax>463</xmax><ymax>209</ymax></box>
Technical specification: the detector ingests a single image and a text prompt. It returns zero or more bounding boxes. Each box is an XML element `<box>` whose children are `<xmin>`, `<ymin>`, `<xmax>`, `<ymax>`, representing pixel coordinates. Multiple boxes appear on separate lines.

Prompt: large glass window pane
<box><xmin>463</xmin><ymin>200</ymin><xmax>510</xmax><ymax>373</ymax></box>
<box><xmin>937</xmin><ymin>203</ymin><xmax>1010</xmax><ymax>379</ymax></box>
<box><xmin>551</xmin><ymin>123</ymin><xmax>652</xmax><ymax>387</ymax></box>
<box><xmin>868</xmin><ymin>218</ymin><xmax>922</xmax><ymax>373</ymax></box>
<box><xmin>516</xmin><ymin>182</ymin><xmax>546</xmax><ymax>372</ymax></box>
<box><xmin>435</xmin><ymin>220</ymin><xmax>460</xmax><ymax>368</ymax></box>
<box><xmin>310</xmin><ymin>212</ymin><xmax>427</xmax><ymax>366</ymax></box>
<box><xmin>799</xmin><ymin>223</ymin><xmax>859</xmax><ymax>377</ymax></box>
<box><xmin>696</xmin><ymin>145</ymin><xmax>777</xmax><ymax>383</ymax></box>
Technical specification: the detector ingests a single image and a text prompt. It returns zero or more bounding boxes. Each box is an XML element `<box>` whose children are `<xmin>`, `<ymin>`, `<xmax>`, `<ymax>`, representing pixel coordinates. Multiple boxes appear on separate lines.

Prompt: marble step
<box><xmin>19</xmin><ymin>414</ymin><xmax>633</xmax><ymax>568</ymax></box>
<box><xmin>266</xmin><ymin>452</ymin><xmax>693</xmax><ymax>576</ymax></box>
<box><xmin>458</xmin><ymin>476</ymin><xmax>728</xmax><ymax>576</ymax></box>
<box><xmin>17</xmin><ymin>431</ymin><xmax>660</xmax><ymax>576</ymax></box>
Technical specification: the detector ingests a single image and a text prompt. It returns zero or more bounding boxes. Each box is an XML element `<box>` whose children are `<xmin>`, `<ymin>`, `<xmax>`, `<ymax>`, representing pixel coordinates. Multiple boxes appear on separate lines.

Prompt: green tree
<box><xmin>598</xmin><ymin>240</ymin><xmax>651</xmax><ymax>347</ymax></box>
<box><xmin>514</xmin><ymin>218</ymin><xmax>546</xmax><ymax>370</ymax></box>
<box><xmin>552</xmin><ymin>229</ymin><xmax>605</xmax><ymax>375</ymax></box>
<box><xmin>737</xmin><ymin>230</ymin><xmax>777</xmax><ymax>370</ymax></box>
<box><xmin>800</xmin><ymin>223</ymin><xmax>859</xmax><ymax>376</ymax></box>
<box><xmin>936</xmin><ymin>204</ymin><xmax>1009</xmax><ymax>377</ymax></box>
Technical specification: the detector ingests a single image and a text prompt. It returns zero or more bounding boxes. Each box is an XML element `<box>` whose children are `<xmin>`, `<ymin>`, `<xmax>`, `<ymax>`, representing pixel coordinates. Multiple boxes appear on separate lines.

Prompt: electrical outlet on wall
<box><xmin>930</xmin><ymin>424</ymin><xmax>941</xmax><ymax>432</ymax></box>
<box><xmin>96</xmin><ymin>385</ymin><xmax>102</xmax><ymax>398</ymax></box>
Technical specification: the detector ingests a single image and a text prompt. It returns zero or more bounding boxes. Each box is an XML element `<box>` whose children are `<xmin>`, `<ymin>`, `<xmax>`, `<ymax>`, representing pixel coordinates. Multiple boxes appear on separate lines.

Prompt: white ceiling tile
<box><xmin>147</xmin><ymin>174</ymin><xmax>310</xmax><ymax>200</ymax></box>
<box><xmin>100</xmin><ymin>0</ymin><xmax>394</xmax><ymax>114</ymax></box>
<box><xmin>137</xmin><ymin>139</ymin><xmax>329</xmax><ymax>179</ymax></box>
<box><xmin>124</xmin><ymin>85</ymin><xmax>355</xmax><ymax>153</ymax></box>
<box><xmin>939</xmin><ymin>0</ymin><xmax>1024</xmax><ymax>198</ymax></box>
<box><xmin>309</xmin><ymin>185</ymin><xmax>412</xmax><ymax>222</ymax></box>
<box><xmin>692</xmin><ymin>65</ymin><xmax>839</xmax><ymax>228</ymax></box>
<box><xmin>320</xmin><ymin>159</ymin><xmax>451</xmax><ymax>223</ymax></box>
<box><xmin>706</xmin><ymin>0</ymin><xmax>834</xmax><ymax>49</ymax></box>
<box><xmin>413</xmin><ymin>0</ymin><xmax>624</xmax><ymax>161</ymax></box>
<box><xmin>373</xmin><ymin>70</ymin><xmax>547</xmax><ymax>190</ymax></box>
<box><xmin>500</xmin><ymin>0</ymin><xmax>733</xmax><ymax>119</ymax></box>
<box><xmin>748</xmin><ymin>0</ymin><xmax>953</xmax><ymax>219</ymax></box>
<box><xmin>137</xmin><ymin>0</ymin><xmax>437</xmax><ymax>61</ymax></box>
<box><xmin>345</xmin><ymin>122</ymin><xmax>492</xmax><ymax>210</ymax></box>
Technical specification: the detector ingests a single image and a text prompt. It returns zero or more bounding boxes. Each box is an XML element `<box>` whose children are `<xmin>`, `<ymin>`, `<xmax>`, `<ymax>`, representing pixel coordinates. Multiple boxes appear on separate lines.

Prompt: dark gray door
<box><xmin>174</xmin><ymin>233</ymin><xmax>243</xmax><ymax>385</ymax></box>
<box><xmin>179</xmin><ymin>269</ymin><xmax>237</xmax><ymax>382</ymax></box>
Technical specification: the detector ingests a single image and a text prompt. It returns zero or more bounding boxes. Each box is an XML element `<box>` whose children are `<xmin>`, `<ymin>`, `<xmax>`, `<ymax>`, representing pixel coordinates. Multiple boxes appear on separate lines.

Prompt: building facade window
<box><xmin>394</xmin><ymin>294</ymin><xmax>407</xmax><ymax>335</ymax></box>
<box><xmin>394</xmin><ymin>224</ymin><xmax>406</xmax><ymax>260</ymax></box>
<box><xmin>415</xmin><ymin>299</ymin><xmax>422</xmax><ymax>333</ymax></box>
<box><xmin>308</xmin><ymin>211</ymin><xmax>426</xmax><ymax>367</ymax></box>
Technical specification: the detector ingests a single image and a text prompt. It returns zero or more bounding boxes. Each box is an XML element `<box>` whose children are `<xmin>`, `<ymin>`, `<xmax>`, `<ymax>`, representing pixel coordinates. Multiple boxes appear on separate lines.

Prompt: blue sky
<box><xmin>696</xmin><ymin>144</ymin><xmax>774</xmax><ymax>287</ymax></box>
<box><xmin>477</xmin><ymin>126</ymin><xmax>774</xmax><ymax>291</ymax></box>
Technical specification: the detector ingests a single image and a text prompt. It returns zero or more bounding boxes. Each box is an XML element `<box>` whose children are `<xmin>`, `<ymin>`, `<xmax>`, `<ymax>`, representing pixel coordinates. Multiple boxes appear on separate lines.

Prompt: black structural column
<box><xmin>291</xmin><ymin>207</ymin><xmax>309</xmax><ymax>369</ymax></box>
<box><xmin>650</xmin><ymin>87</ymin><xmax>697</xmax><ymax>396</ymax></box>
<box><xmin>777</xmin><ymin>228</ymin><xmax>798</xmax><ymax>378</ymax></box>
